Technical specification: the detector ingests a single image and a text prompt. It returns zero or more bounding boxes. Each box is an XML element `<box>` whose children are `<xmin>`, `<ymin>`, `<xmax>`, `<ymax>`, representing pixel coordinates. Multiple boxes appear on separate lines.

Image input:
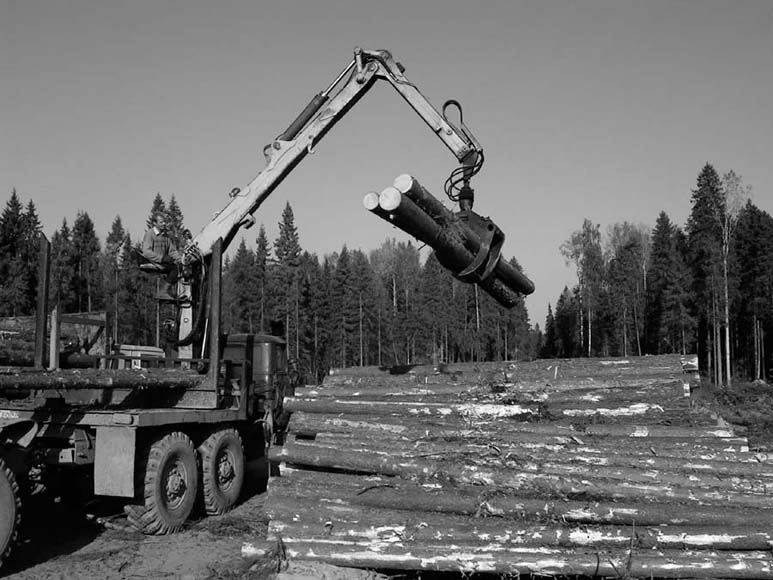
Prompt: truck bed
<box><xmin>0</xmin><ymin>367</ymin><xmax>222</xmax><ymax>418</ymax></box>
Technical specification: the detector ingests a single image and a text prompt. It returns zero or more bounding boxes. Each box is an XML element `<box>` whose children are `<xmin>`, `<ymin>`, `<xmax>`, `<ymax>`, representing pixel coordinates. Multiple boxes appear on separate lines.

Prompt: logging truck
<box><xmin>0</xmin><ymin>47</ymin><xmax>533</xmax><ymax>569</ymax></box>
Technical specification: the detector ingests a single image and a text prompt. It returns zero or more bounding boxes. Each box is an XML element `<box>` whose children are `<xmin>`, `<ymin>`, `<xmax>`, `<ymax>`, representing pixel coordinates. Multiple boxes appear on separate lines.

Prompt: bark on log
<box><xmin>271</xmin><ymin>538</ymin><xmax>773</xmax><ymax>578</ymax></box>
<box><xmin>393</xmin><ymin>174</ymin><xmax>535</xmax><ymax>296</ymax></box>
<box><xmin>271</xmin><ymin>441</ymin><xmax>772</xmax><ymax>507</ymax></box>
<box><xmin>277</xmin><ymin>436</ymin><xmax>772</xmax><ymax>494</ymax></box>
<box><xmin>0</xmin><ymin>367</ymin><xmax>204</xmax><ymax>390</ymax></box>
<box><xmin>289</xmin><ymin>410</ymin><xmax>740</xmax><ymax>441</ymax></box>
<box><xmin>268</xmin><ymin>496</ymin><xmax>773</xmax><ymax>551</ymax></box>
<box><xmin>283</xmin><ymin>397</ymin><xmax>539</xmax><ymax>419</ymax></box>
<box><xmin>365</xmin><ymin>183</ymin><xmax>527</xmax><ymax>307</ymax></box>
<box><xmin>268</xmin><ymin>468</ymin><xmax>773</xmax><ymax>527</ymax></box>
<box><xmin>304</xmin><ymin>429</ymin><xmax>770</xmax><ymax>474</ymax></box>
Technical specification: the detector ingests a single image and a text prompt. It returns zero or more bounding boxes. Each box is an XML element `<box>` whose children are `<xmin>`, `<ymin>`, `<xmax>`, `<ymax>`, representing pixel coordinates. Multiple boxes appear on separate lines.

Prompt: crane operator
<box><xmin>141</xmin><ymin>211</ymin><xmax>185</xmax><ymax>300</ymax></box>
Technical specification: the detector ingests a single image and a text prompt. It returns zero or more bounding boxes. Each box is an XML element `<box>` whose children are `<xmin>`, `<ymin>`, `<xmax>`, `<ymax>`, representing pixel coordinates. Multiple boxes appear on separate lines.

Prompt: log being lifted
<box><xmin>363</xmin><ymin>174</ymin><xmax>534</xmax><ymax>307</ymax></box>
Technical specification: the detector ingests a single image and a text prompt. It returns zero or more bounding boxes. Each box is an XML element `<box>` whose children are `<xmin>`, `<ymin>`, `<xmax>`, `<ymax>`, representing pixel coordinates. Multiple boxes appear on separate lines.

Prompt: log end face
<box><xmin>363</xmin><ymin>192</ymin><xmax>380</xmax><ymax>211</ymax></box>
<box><xmin>378</xmin><ymin>187</ymin><xmax>402</xmax><ymax>212</ymax></box>
<box><xmin>393</xmin><ymin>174</ymin><xmax>415</xmax><ymax>194</ymax></box>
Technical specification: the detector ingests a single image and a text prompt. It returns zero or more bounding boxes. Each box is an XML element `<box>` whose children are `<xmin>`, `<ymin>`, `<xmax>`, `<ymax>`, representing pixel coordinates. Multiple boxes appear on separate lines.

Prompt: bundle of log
<box><xmin>264</xmin><ymin>355</ymin><xmax>773</xmax><ymax>578</ymax></box>
<box><xmin>364</xmin><ymin>175</ymin><xmax>534</xmax><ymax>307</ymax></box>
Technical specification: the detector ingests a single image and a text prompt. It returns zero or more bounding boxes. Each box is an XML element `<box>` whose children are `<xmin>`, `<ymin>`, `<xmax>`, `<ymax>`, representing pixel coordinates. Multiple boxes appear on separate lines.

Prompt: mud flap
<box><xmin>94</xmin><ymin>426</ymin><xmax>136</xmax><ymax>497</ymax></box>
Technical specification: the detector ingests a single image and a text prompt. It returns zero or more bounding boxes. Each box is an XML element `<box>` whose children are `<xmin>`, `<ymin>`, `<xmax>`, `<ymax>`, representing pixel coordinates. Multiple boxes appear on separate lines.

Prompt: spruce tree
<box><xmin>273</xmin><ymin>203</ymin><xmax>303</xmax><ymax>352</ymax></box>
<box><xmin>541</xmin><ymin>304</ymin><xmax>557</xmax><ymax>358</ymax></box>
<box><xmin>331</xmin><ymin>246</ymin><xmax>357</xmax><ymax>367</ymax></box>
<box><xmin>686</xmin><ymin>163</ymin><xmax>724</xmax><ymax>381</ymax></box>
<box><xmin>103</xmin><ymin>216</ymin><xmax>127</xmax><ymax>343</ymax></box>
<box><xmin>50</xmin><ymin>220</ymin><xmax>77</xmax><ymax>312</ymax></box>
<box><xmin>227</xmin><ymin>238</ymin><xmax>259</xmax><ymax>333</ymax></box>
<box><xmin>254</xmin><ymin>225</ymin><xmax>271</xmax><ymax>332</ymax></box>
<box><xmin>166</xmin><ymin>195</ymin><xmax>190</xmax><ymax>249</ymax></box>
<box><xmin>71</xmin><ymin>211</ymin><xmax>102</xmax><ymax>312</ymax></box>
<box><xmin>146</xmin><ymin>193</ymin><xmax>167</xmax><ymax>229</ymax></box>
<box><xmin>733</xmin><ymin>202</ymin><xmax>773</xmax><ymax>379</ymax></box>
<box><xmin>0</xmin><ymin>190</ymin><xmax>25</xmax><ymax>316</ymax></box>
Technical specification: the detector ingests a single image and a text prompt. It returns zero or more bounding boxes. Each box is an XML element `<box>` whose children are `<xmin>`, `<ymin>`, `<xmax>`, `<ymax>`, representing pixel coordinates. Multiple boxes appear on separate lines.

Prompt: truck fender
<box><xmin>0</xmin><ymin>421</ymin><xmax>39</xmax><ymax>449</ymax></box>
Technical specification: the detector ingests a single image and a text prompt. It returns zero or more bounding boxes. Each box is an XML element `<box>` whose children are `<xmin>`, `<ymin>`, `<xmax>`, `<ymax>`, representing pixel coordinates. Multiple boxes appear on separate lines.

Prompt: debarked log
<box><xmin>278</xmin><ymin>436</ymin><xmax>772</xmax><ymax>494</ymax></box>
<box><xmin>268</xmin><ymin>468</ymin><xmax>773</xmax><ymax>528</ymax></box>
<box><xmin>272</xmin><ymin>538</ymin><xmax>773</xmax><ymax>579</ymax></box>
<box><xmin>302</xmin><ymin>429</ymin><xmax>772</xmax><ymax>477</ymax></box>
<box><xmin>270</xmin><ymin>441</ymin><xmax>772</xmax><ymax>507</ymax></box>
<box><xmin>304</xmin><ymin>430</ymin><xmax>773</xmax><ymax>478</ymax></box>
<box><xmin>283</xmin><ymin>397</ymin><xmax>539</xmax><ymax>419</ymax></box>
<box><xmin>288</xmin><ymin>411</ymin><xmax>741</xmax><ymax>442</ymax></box>
<box><xmin>268</xmin><ymin>496</ymin><xmax>773</xmax><ymax>551</ymax></box>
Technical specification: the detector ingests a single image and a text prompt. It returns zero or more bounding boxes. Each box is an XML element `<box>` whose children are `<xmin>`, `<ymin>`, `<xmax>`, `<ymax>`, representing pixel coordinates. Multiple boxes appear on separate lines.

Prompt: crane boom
<box><xmin>186</xmin><ymin>48</ymin><xmax>482</xmax><ymax>259</ymax></box>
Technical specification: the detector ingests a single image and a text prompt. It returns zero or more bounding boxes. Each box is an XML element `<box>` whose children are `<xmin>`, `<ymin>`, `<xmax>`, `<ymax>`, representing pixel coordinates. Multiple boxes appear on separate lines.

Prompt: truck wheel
<box><xmin>126</xmin><ymin>431</ymin><xmax>198</xmax><ymax>534</ymax></box>
<box><xmin>0</xmin><ymin>457</ymin><xmax>21</xmax><ymax>569</ymax></box>
<box><xmin>199</xmin><ymin>428</ymin><xmax>244</xmax><ymax>515</ymax></box>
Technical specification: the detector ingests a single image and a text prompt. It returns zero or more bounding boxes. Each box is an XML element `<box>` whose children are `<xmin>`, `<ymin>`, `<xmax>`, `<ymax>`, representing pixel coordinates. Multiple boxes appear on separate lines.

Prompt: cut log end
<box><xmin>363</xmin><ymin>192</ymin><xmax>381</xmax><ymax>211</ymax></box>
<box><xmin>378</xmin><ymin>187</ymin><xmax>402</xmax><ymax>212</ymax></box>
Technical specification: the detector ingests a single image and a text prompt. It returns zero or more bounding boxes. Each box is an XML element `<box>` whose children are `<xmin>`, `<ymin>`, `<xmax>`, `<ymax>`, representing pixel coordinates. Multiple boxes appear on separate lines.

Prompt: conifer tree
<box><xmin>554</xmin><ymin>286</ymin><xmax>580</xmax><ymax>357</ymax></box>
<box><xmin>50</xmin><ymin>220</ymin><xmax>77</xmax><ymax>312</ymax></box>
<box><xmin>103</xmin><ymin>216</ymin><xmax>128</xmax><ymax>343</ymax></box>
<box><xmin>255</xmin><ymin>225</ymin><xmax>271</xmax><ymax>332</ymax></box>
<box><xmin>686</xmin><ymin>163</ymin><xmax>724</xmax><ymax>382</ymax></box>
<box><xmin>646</xmin><ymin>212</ymin><xmax>694</xmax><ymax>354</ymax></box>
<box><xmin>166</xmin><ymin>195</ymin><xmax>190</xmax><ymax>249</ymax></box>
<box><xmin>733</xmin><ymin>201</ymin><xmax>773</xmax><ymax>380</ymax></box>
<box><xmin>71</xmin><ymin>211</ymin><xmax>102</xmax><ymax>312</ymax></box>
<box><xmin>297</xmin><ymin>251</ymin><xmax>323</xmax><ymax>378</ymax></box>
<box><xmin>146</xmin><ymin>193</ymin><xmax>167</xmax><ymax>229</ymax></box>
<box><xmin>227</xmin><ymin>238</ymin><xmax>259</xmax><ymax>332</ymax></box>
<box><xmin>541</xmin><ymin>304</ymin><xmax>557</xmax><ymax>358</ymax></box>
<box><xmin>273</xmin><ymin>203</ymin><xmax>303</xmax><ymax>353</ymax></box>
<box><xmin>331</xmin><ymin>246</ymin><xmax>358</xmax><ymax>367</ymax></box>
<box><xmin>0</xmin><ymin>190</ymin><xmax>26</xmax><ymax>316</ymax></box>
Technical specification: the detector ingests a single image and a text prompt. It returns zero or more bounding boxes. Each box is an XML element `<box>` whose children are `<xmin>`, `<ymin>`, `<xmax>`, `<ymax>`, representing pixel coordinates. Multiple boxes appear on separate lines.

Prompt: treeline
<box><xmin>0</xmin><ymin>191</ymin><xmax>534</xmax><ymax>378</ymax></box>
<box><xmin>543</xmin><ymin>163</ymin><xmax>772</xmax><ymax>384</ymax></box>
<box><xmin>221</xmin><ymin>203</ymin><xmax>533</xmax><ymax>379</ymax></box>
<box><xmin>3</xmin><ymin>161</ymin><xmax>770</xmax><ymax>383</ymax></box>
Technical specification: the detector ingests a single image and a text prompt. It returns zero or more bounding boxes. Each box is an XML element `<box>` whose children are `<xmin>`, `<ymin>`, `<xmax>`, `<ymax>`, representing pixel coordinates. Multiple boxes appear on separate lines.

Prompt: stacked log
<box><xmin>263</xmin><ymin>355</ymin><xmax>773</xmax><ymax>578</ymax></box>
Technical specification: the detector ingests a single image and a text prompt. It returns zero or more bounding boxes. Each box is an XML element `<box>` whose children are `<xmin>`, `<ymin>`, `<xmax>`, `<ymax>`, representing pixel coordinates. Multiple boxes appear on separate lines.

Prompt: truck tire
<box><xmin>0</xmin><ymin>457</ymin><xmax>21</xmax><ymax>569</ymax></box>
<box><xmin>126</xmin><ymin>431</ymin><xmax>198</xmax><ymax>534</ymax></box>
<box><xmin>199</xmin><ymin>428</ymin><xmax>244</xmax><ymax>515</ymax></box>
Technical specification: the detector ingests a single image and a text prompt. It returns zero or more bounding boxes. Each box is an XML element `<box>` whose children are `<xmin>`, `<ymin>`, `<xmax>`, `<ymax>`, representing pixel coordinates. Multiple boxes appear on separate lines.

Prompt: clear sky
<box><xmin>2</xmin><ymin>0</ymin><xmax>772</xmax><ymax>325</ymax></box>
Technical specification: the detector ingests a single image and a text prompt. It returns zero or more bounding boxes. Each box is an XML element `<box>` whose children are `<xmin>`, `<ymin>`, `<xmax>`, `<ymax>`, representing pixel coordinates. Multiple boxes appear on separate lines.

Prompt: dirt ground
<box><xmin>2</xmin><ymin>485</ymin><xmax>271</xmax><ymax>580</ymax></box>
<box><xmin>691</xmin><ymin>379</ymin><xmax>773</xmax><ymax>451</ymax></box>
<box><xmin>2</xmin><ymin>378</ymin><xmax>771</xmax><ymax>580</ymax></box>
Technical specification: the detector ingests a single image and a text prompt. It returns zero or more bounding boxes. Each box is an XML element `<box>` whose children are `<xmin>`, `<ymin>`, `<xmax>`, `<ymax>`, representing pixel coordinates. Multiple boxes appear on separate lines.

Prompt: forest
<box><xmin>1</xmin><ymin>162</ymin><xmax>771</xmax><ymax>384</ymax></box>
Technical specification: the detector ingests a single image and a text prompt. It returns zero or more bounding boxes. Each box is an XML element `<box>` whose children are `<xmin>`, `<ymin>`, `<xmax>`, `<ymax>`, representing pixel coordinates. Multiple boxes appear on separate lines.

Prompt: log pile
<box><xmin>264</xmin><ymin>355</ymin><xmax>773</xmax><ymax>578</ymax></box>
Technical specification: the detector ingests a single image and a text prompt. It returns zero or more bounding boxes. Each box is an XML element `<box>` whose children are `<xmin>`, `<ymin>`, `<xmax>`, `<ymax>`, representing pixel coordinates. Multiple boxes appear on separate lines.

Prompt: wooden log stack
<box><xmin>263</xmin><ymin>355</ymin><xmax>773</xmax><ymax>578</ymax></box>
